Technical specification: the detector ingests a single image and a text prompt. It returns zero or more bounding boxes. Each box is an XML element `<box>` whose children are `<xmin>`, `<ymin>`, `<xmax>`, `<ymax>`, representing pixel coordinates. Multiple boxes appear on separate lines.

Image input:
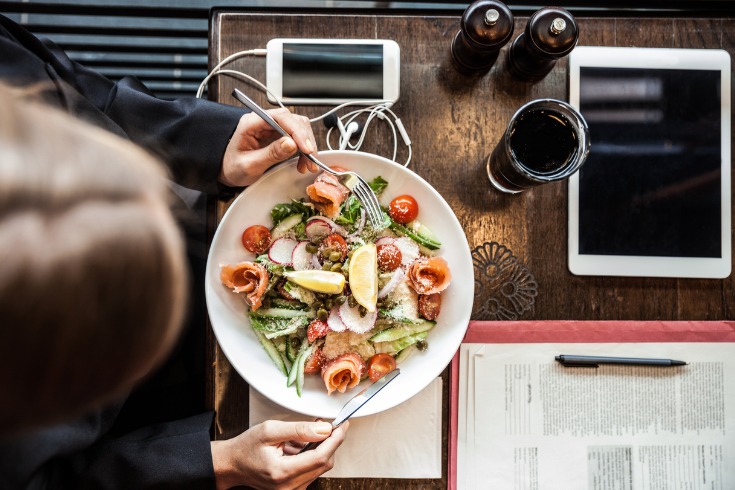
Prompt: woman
<box><xmin>0</xmin><ymin>83</ymin><xmax>345</xmax><ymax>489</ymax></box>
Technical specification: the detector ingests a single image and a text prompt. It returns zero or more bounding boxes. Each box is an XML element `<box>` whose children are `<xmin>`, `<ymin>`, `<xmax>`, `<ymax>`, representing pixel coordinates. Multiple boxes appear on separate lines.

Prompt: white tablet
<box><xmin>568</xmin><ymin>46</ymin><xmax>731</xmax><ymax>278</ymax></box>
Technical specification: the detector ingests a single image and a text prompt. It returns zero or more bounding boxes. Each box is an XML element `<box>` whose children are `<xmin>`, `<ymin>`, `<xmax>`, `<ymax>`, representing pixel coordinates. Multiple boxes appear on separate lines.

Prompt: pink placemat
<box><xmin>448</xmin><ymin>320</ymin><xmax>735</xmax><ymax>490</ymax></box>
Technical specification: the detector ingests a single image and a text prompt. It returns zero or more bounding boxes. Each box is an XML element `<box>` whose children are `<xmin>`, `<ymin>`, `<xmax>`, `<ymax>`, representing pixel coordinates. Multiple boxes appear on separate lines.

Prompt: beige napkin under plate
<box><xmin>249</xmin><ymin>377</ymin><xmax>443</xmax><ymax>478</ymax></box>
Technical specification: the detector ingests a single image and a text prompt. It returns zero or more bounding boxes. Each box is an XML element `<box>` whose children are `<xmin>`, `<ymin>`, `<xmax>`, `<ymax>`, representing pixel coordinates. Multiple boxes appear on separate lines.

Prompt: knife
<box><xmin>298</xmin><ymin>368</ymin><xmax>400</xmax><ymax>453</ymax></box>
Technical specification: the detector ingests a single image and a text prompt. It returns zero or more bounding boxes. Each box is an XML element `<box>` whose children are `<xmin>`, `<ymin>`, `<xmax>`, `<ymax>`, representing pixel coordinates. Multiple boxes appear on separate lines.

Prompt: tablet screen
<box><xmin>577</xmin><ymin>66</ymin><xmax>722</xmax><ymax>258</ymax></box>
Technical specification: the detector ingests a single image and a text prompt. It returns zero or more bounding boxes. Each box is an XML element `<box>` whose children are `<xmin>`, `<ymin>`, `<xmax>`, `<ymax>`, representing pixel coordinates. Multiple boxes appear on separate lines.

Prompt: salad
<box><xmin>220</xmin><ymin>169</ymin><xmax>451</xmax><ymax>396</ymax></box>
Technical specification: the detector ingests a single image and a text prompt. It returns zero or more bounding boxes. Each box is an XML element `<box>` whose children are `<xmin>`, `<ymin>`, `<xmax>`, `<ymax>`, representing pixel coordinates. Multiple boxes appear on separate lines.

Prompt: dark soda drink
<box><xmin>487</xmin><ymin>99</ymin><xmax>589</xmax><ymax>193</ymax></box>
<box><xmin>510</xmin><ymin>108</ymin><xmax>578</xmax><ymax>174</ymax></box>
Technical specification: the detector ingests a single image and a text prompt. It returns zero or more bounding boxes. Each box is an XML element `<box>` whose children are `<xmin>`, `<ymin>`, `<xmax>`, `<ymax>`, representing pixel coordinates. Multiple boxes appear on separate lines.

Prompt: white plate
<box><xmin>205</xmin><ymin>150</ymin><xmax>473</xmax><ymax>418</ymax></box>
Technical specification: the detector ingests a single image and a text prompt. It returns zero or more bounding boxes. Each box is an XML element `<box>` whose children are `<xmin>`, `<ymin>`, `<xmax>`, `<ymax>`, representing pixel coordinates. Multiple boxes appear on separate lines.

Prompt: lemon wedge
<box><xmin>348</xmin><ymin>243</ymin><xmax>378</xmax><ymax>312</ymax></box>
<box><xmin>284</xmin><ymin>270</ymin><xmax>345</xmax><ymax>294</ymax></box>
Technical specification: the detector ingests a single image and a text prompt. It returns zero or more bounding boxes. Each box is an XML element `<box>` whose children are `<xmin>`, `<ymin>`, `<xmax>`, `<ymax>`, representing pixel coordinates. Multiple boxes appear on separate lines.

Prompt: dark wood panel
<box><xmin>208</xmin><ymin>12</ymin><xmax>735</xmax><ymax>489</ymax></box>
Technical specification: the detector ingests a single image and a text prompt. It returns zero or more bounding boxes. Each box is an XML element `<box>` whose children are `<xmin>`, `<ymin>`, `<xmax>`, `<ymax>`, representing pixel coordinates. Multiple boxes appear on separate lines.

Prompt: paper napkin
<box><xmin>249</xmin><ymin>377</ymin><xmax>443</xmax><ymax>478</ymax></box>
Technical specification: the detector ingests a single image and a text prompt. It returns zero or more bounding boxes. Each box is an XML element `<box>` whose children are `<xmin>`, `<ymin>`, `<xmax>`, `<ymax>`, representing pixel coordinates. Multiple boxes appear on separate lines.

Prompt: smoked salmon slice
<box><xmin>306</xmin><ymin>171</ymin><xmax>350</xmax><ymax>218</ymax></box>
<box><xmin>321</xmin><ymin>352</ymin><xmax>366</xmax><ymax>395</ymax></box>
<box><xmin>220</xmin><ymin>261</ymin><xmax>269</xmax><ymax>310</ymax></box>
<box><xmin>407</xmin><ymin>256</ymin><xmax>452</xmax><ymax>295</ymax></box>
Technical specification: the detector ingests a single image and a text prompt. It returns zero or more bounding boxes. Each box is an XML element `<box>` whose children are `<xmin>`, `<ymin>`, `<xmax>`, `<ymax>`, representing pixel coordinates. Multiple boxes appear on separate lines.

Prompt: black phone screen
<box><xmin>577</xmin><ymin>66</ymin><xmax>722</xmax><ymax>258</ymax></box>
<box><xmin>282</xmin><ymin>43</ymin><xmax>383</xmax><ymax>99</ymax></box>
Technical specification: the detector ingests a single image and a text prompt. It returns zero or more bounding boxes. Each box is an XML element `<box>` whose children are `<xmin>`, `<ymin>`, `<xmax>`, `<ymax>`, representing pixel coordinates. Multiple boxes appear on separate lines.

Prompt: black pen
<box><xmin>555</xmin><ymin>355</ymin><xmax>688</xmax><ymax>368</ymax></box>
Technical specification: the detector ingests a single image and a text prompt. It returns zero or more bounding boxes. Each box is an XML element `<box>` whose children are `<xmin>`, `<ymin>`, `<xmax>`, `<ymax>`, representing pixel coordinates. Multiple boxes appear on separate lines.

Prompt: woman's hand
<box><xmin>211</xmin><ymin>420</ymin><xmax>349</xmax><ymax>490</ymax></box>
<box><xmin>219</xmin><ymin>108</ymin><xmax>319</xmax><ymax>187</ymax></box>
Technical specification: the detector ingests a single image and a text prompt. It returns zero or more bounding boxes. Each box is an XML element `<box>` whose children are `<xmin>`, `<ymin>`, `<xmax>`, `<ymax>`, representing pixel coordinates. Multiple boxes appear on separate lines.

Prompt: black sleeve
<box><xmin>0</xmin><ymin>14</ymin><xmax>245</xmax><ymax>194</ymax></box>
<box><xmin>0</xmin><ymin>411</ymin><xmax>216</xmax><ymax>490</ymax></box>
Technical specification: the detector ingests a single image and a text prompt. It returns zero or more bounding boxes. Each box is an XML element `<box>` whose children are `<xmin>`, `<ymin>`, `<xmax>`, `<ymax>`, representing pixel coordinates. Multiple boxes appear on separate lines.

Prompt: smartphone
<box><xmin>266</xmin><ymin>38</ymin><xmax>400</xmax><ymax>105</ymax></box>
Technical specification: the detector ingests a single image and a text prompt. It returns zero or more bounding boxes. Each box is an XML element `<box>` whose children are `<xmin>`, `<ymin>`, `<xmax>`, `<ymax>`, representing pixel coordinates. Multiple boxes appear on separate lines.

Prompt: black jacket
<box><xmin>0</xmin><ymin>14</ymin><xmax>245</xmax><ymax>489</ymax></box>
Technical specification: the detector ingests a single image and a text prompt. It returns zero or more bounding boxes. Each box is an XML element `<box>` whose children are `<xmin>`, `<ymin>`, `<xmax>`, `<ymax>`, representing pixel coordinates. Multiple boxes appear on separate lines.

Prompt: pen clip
<box><xmin>557</xmin><ymin>360</ymin><xmax>599</xmax><ymax>368</ymax></box>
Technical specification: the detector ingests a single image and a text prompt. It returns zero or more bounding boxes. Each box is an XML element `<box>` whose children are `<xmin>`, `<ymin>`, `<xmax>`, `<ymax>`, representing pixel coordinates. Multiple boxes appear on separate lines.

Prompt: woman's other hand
<box><xmin>211</xmin><ymin>419</ymin><xmax>349</xmax><ymax>490</ymax></box>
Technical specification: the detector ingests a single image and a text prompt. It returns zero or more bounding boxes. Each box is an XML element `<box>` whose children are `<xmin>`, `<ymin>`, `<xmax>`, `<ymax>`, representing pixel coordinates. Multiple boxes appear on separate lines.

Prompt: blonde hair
<box><xmin>0</xmin><ymin>83</ymin><xmax>188</xmax><ymax>433</ymax></box>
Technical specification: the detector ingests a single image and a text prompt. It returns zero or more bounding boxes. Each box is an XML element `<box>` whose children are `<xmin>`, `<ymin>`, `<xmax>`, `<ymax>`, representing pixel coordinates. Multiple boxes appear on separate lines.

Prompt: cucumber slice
<box><xmin>295</xmin><ymin>344</ymin><xmax>314</xmax><ymax>397</ymax></box>
<box><xmin>271</xmin><ymin>213</ymin><xmax>303</xmax><ymax>239</ymax></box>
<box><xmin>373</xmin><ymin>331</ymin><xmax>428</xmax><ymax>355</ymax></box>
<box><xmin>395</xmin><ymin>344</ymin><xmax>418</xmax><ymax>364</ymax></box>
<box><xmin>407</xmin><ymin>219</ymin><xmax>439</xmax><ymax>243</ymax></box>
<box><xmin>388</xmin><ymin>220</ymin><xmax>441</xmax><ymax>250</ymax></box>
<box><xmin>254</xmin><ymin>330</ymin><xmax>287</xmax><ymax>376</ymax></box>
<box><xmin>287</xmin><ymin>349</ymin><xmax>302</xmax><ymax>386</ymax></box>
<box><xmin>286</xmin><ymin>334</ymin><xmax>303</xmax><ymax>363</ymax></box>
<box><xmin>370</xmin><ymin>320</ymin><xmax>435</xmax><ymax>342</ymax></box>
<box><xmin>269</xmin><ymin>297</ymin><xmax>308</xmax><ymax>310</ymax></box>
<box><xmin>287</xmin><ymin>342</ymin><xmax>310</xmax><ymax>387</ymax></box>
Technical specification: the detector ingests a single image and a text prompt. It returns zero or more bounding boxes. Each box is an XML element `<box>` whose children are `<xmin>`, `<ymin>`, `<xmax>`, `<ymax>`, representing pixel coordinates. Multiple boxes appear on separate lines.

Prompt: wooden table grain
<box><xmin>206</xmin><ymin>10</ymin><xmax>735</xmax><ymax>489</ymax></box>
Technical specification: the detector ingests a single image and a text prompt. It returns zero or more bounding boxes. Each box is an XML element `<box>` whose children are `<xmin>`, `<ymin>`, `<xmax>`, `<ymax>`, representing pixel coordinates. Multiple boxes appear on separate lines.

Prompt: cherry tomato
<box><xmin>388</xmin><ymin>195</ymin><xmax>419</xmax><ymax>224</ymax></box>
<box><xmin>241</xmin><ymin>225</ymin><xmax>271</xmax><ymax>254</ymax></box>
<box><xmin>307</xmin><ymin>319</ymin><xmax>330</xmax><ymax>343</ymax></box>
<box><xmin>366</xmin><ymin>353</ymin><xmax>397</xmax><ymax>382</ymax></box>
<box><xmin>319</xmin><ymin>233</ymin><xmax>348</xmax><ymax>262</ymax></box>
<box><xmin>377</xmin><ymin>243</ymin><xmax>402</xmax><ymax>271</ymax></box>
<box><xmin>418</xmin><ymin>293</ymin><xmax>442</xmax><ymax>321</ymax></box>
<box><xmin>303</xmin><ymin>348</ymin><xmax>326</xmax><ymax>375</ymax></box>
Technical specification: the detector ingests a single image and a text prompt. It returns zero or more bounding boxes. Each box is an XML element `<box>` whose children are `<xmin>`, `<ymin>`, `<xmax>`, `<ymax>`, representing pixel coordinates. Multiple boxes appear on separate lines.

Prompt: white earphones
<box><xmin>196</xmin><ymin>48</ymin><xmax>412</xmax><ymax>166</ymax></box>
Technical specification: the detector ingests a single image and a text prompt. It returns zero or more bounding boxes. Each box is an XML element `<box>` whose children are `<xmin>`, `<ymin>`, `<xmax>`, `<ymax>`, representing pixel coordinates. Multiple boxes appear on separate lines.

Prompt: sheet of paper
<box><xmin>249</xmin><ymin>377</ymin><xmax>442</xmax><ymax>479</ymax></box>
<box><xmin>458</xmin><ymin>342</ymin><xmax>735</xmax><ymax>490</ymax></box>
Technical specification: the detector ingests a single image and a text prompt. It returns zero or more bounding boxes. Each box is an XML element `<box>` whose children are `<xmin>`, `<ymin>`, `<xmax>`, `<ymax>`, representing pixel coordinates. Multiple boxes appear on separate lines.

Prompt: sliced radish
<box><xmin>338</xmin><ymin>301</ymin><xmax>377</xmax><ymax>334</ymax></box>
<box><xmin>375</xmin><ymin>236</ymin><xmax>396</xmax><ymax>247</ymax></box>
<box><xmin>291</xmin><ymin>241</ymin><xmax>315</xmax><ymax>271</ymax></box>
<box><xmin>271</xmin><ymin>214</ymin><xmax>303</xmax><ymax>240</ymax></box>
<box><xmin>268</xmin><ymin>237</ymin><xmax>298</xmax><ymax>265</ymax></box>
<box><xmin>394</xmin><ymin>237</ymin><xmax>420</xmax><ymax>267</ymax></box>
<box><xmin>327</xmin><ymin>306</ymin><xmax>347</xmax><ymax>332</ymax></box>
<box><xmin>306</xmin><ymin>216</ymin><xmax>348</xmax><ymax>236</ymax></box>
<box><xmin>378</xmin><ymin>268</ymin><xmax>405</xmax><ymax>299</ymax></box>
<box><xmin>305</xmin><ymin>220</ymin><xmax>331</xmax><ymax>241</ymax></box>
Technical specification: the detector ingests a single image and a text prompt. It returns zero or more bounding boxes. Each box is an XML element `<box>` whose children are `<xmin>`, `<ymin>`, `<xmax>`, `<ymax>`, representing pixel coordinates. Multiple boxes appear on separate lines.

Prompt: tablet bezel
<box><xmin>568</xmin><ymin>46</ymin><xmax>731</xmax><ymax>279</ymax></box>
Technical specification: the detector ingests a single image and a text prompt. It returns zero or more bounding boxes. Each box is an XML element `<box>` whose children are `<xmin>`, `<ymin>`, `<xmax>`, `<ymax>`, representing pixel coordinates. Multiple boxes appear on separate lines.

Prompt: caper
<box><xmin>317</xmin><ymin>308</ymin><xmax>328</xmax><ymax>321</ymax></box>
<box><xmin>329</xmin><ymin>251</ymin><xmax>342</xmax><ymax>262</ymax></box>
<box><xmin>348</xmin><ymin>296</ymin><xmax>357</xmax><ymax>308</ymax></box>
<box><xmin>416</xmin><ymin>339</ymin><xmax>428</xmax><ymax>351</ymax></box>
<box><xmin>322</xmin><ymin>262</ymin><xmax>332</xmax><ymax>271</ymax></box>
<box><xmin>359</xmin><ymin>305</ymin><xmax>367</xmax><ymax>317</ymax></box>
<box><xmin>305</xmin><ymin>243</ymin><xmax>318</xmax><ymax>254</ymax></box>
<box><xmin>330</xmin><ymin>262</ymin><xmax>342</xmax><ymax>272</ymax></box>
<box><xmin>324</xmin><ymin>298</ymin><xmax>333</xmax><ymax>309</ymax></box>
<box><xmin>315</xmin><ymin>292</ymin><xmax>327</xmax><ymax>300</ymax></box>
<box><xmin>322</xmin><ymin>247</ymin><xmax>334</xmax><ymax>256</ymax></box>
<box><xmin>335</xmin><ymin>295</ymin><xmax>346</xmax><ymax>305</ymax></box>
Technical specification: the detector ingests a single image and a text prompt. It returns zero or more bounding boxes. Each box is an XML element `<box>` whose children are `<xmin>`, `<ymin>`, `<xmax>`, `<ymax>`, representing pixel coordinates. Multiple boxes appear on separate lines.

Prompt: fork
<box><xmin>231</xmin><ymin>89</ymin><xmax>385</xmax><ymax>228</ymax></box>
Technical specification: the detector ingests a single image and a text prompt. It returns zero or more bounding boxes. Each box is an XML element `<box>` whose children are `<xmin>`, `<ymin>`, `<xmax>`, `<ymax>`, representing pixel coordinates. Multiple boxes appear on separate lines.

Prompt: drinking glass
<box><xmin>486</xmin><ymin>99</ymin><xmax>590</xmax><ymax>193</ymax></box>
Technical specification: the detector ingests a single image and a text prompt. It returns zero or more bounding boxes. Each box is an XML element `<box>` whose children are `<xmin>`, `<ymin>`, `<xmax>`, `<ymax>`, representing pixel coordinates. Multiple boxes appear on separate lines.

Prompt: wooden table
<box><xmin>206</xmin><ymin>9</ymin><xmax>735</xmax><ymax>489</ymax></box>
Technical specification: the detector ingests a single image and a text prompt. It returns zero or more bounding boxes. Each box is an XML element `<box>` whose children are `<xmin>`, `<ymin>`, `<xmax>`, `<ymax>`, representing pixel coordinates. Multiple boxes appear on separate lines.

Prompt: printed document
<box><xmin>456</xmin><ymin>342</ymin><xmax>735</xmax><ymax>489</ymax></box>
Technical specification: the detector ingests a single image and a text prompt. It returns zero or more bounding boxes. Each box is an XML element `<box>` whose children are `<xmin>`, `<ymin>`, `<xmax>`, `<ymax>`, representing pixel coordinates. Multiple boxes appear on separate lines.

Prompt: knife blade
<box><xmin>298</xmin><ymin>368</ymin><xmax>400</xmax><ymax>453</ymax></box>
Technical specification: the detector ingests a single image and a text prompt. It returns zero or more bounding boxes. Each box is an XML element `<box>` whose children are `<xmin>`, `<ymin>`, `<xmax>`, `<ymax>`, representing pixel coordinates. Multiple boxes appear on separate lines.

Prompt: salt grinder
<box><xmin>451</xmin><ymin>0</ymin><xmax>514</xmax><ymax>75</ymax></box>
<box><xmin>507</xmin><ymin>7</ymin><xmax>579</xmax><ymax>82</ymax></box>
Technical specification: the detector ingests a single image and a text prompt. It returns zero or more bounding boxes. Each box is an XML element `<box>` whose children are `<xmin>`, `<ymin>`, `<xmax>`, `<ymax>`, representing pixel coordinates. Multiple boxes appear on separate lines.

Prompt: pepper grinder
<box><xmin>451</xmin><ymin>0</ymin><xmax>514</xmax><ymax>75</ymax></box>
<box><xmin>506</xmin><ymin>7</ymin><xmax>579</xmax><ymax>82</ymax></box>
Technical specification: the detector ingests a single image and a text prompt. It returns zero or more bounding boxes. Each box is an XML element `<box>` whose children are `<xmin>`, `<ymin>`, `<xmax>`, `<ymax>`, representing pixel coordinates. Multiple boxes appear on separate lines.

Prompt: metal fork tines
<box><xmin>231</xmin><ymin>89</ymin><xmax>384</xmax><ymax>228</ymax></box>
